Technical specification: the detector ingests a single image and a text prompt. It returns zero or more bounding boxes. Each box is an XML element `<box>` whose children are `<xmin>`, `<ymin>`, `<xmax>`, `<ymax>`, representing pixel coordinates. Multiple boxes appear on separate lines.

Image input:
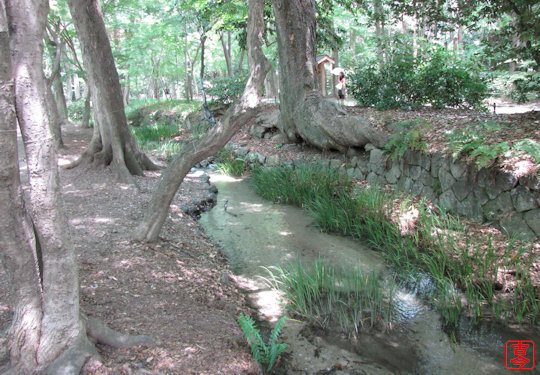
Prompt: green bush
<box><xmin>348</xmin><ymin>36</ymin><xmax>488</xmax><ymax>110</ymax></box>
<box><xmin>419</xmin><ymin>47</ymin><xmax>488</xmax><ymax>109</ymax></box>
<box><xmin>511</xmin><ymin>71</ymin><xmax>540</xmax><ymax>103</ymax></box>
<box><xmin>67</xmin><ymin>99</ymin><xmax>90</xmax><ymax>123</ymax></box>
<box><xmin>207</xmin><ymin>74</ymin><xmax>247</xmax><ymax>105</ymax></box>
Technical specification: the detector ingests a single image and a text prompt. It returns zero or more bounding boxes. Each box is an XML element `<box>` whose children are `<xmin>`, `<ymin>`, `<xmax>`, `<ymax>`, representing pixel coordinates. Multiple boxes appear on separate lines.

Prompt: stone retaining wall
<box><xmin>224</xmin><ymin>144</ymin><xmax>539</xmax><ymax>240</ymax></box>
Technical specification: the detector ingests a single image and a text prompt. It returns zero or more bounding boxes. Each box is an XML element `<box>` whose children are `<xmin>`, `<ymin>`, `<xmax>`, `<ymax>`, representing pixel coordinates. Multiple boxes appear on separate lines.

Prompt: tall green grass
<box><xmin>264</xmin><ymin>259</ymin><xmax>394</xmax><ymax>336</ymax></box>
<box><xmin>127</xmin><ymin>99</ymin><xmax>204</xmax><ymax>160</ymax></box>
<box><xmin>251</xmin><ymin>164</ymin><xmax>539</xmax><ymax>331</ymax></box>
<box><xmin>130</xmin><ymin>120</ymin><xmax>182</xmax><ymax>160</ymax></box>
<box><xmin>215</xmin><ymin>149</ymin><xmax>250</xmax><ymax>177</ymax></box>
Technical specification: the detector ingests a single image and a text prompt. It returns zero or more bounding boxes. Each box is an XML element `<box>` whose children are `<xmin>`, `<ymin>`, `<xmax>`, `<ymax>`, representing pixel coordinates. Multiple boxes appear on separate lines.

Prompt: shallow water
<box><xmin>199</xmin><ymin>172</ymin><xmax>539</xmax><ymax>374</ymax></box>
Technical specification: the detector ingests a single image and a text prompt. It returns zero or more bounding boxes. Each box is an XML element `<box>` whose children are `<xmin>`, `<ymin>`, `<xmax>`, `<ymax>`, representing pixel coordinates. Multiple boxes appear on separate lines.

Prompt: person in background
<box><xmin>337</xmin><ymin>71</ymin><xmax>346</xmax><ymax>105</ymax></box>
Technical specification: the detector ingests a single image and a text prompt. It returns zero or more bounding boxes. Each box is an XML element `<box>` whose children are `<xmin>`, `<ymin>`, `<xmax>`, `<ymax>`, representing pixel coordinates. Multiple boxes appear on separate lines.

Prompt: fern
<box><xmin>512</xmin><ymin>139</ymin><xmax>540</xmax><ymax>163</ymax></box>
<box><xmin>384</xmin><ymin>119</ymin><xmax>429</xmax><ymax>160</ymax></box>
<box><xmin>238</xmin><ymin>313</ymin><xmax>288</xmax><ymax>373</ymax></box>
<box><xmin>470</xmin><ymin>142</ymin><xmax>509</xmax><ymax>168</ymax></box>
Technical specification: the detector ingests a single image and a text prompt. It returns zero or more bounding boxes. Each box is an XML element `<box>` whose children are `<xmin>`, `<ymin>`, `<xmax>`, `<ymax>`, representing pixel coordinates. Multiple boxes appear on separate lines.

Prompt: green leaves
<box><xmin>237</xmin><ymin>313</ymin><xmax>288</xmax><ymax>373</ymax></box>
<box><xmin>348</xmin><ymin>36</ymin><xmax>488</xmax><ymax>110</ymax></box>
<box><xmin>384</xmin><ymin>119</ymin><xmax>429</xmax><ymax>160</ymax></box>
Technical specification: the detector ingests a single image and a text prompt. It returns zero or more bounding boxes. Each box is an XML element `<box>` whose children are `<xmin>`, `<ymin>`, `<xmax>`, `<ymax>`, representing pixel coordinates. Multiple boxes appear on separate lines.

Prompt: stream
<box><xmin>198</xmin><ymin>172</ymin><xmax>539</xmax><ymax>374</ymax></box>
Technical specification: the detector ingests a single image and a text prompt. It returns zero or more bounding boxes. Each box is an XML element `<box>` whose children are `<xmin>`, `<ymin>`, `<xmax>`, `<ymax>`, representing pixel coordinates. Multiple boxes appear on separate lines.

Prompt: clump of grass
<box><xmin>251</xmin><ymin>164</ymin><xmax>539</xmax><ymax>332</ymax></box>
<box><xmin>215</xmin><ymin>148</ymin><xmax>249</xmax><ymax>177</ymax></box>
<box><xmin>131</xmin><ymin>120</ymin><xmax>179</xmax><ymax>144</ymax></box>
<box><xmin>264</xmin><ymin>259</ymin><xmax>394</xmax><ymax>336</ymax></box>
<box><xmin>251</xmin><ymin>164</ymin><xmax>352</xmax><ymax>207</ymax></box>
<box><xmin>126</xmin><ymin>98</ymin><xmax>200</xmax><ymax>127</ymax></box>
<box><xmin>131</xmin><ymin>120</ymin><xmax>183</xmax><ymax>160</ymax></box>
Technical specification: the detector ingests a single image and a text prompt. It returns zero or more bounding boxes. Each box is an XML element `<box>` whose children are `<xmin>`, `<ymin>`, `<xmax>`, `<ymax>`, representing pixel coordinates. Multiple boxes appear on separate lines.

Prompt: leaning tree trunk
<box><xmin>272</xmin><ymin>0</ymin><xmax>387</xmax><ymax>152</ymax></box>
<box><xmin>134</xmin><ymin>0</ymin><xmax>271</xmax><ymax>242</ymax></box>
<box><xmin>1</xmin><ymin>1</ymin><xmax>152</xmax><ymax>373</ymax></box>
<box><xmin>65</xmin><ymin>0</ymin><xmax>159</xmax><ymax>183</ymax></box>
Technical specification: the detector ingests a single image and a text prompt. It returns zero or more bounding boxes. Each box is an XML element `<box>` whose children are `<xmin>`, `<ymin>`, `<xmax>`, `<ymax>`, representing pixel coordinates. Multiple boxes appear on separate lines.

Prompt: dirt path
<box><xmin>0</xmin><ymin>124</ymin><xmax>258</xmax><ymax>374</ymax></box>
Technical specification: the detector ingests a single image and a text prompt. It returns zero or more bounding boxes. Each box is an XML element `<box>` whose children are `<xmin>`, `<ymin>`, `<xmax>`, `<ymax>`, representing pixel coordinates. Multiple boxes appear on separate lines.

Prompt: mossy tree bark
<box><xmin>134</xmin><ymin>0</ymin><xmax>271</xmax><ymax>242</ymax></box>
<box><xmin>65</xmin><ymin>0</ymin><xmax>159</xmax><ymax>184</ymax></box>
<box><xmin>272</xmin><ymin>0</ymin><xmax>388</xmax><ymax>152</ymax></box>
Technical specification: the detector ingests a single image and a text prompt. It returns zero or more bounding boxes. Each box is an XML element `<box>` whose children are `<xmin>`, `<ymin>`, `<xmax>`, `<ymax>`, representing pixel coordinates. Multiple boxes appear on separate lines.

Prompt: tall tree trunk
<box><xmin>219</xmin><ymin>29</ymin><xmax>233</xmax><ymax>77</ymax></box>
<box><xmin>81</xmin><ymin>85</ymin><xmax>92</xmax><ymax>128</ymax></box>
<box><xmin>237</xmin><ymin>48</ymin><xmax>245</xmax><ymax>74</ymax></box>
<box><xmin>272</xmin><ymin>0</ymin><xmax>387</xmax><ymax>151</ymax></box>
<box><xmin>1</xmin><ymin>2</ymin><xmax>153</xmax><ymax>372</ymax></box>
<box><xmin>65</xmin><ymin>0</ymin><xmax>159</xmax><ymax>183</ymax></box>
<box><xmin>134</xmin><ymin>0</ymin><xmax>271</xmax><ymax>242</ymax></box>
<box><xmin>53</xmin><ymin>74</ymin><xmax>69</xmax><ymax>124</ymax></box>
<box><xmin>3</xmin><ymin>0</ymin><xmax>95</xmax><ymax>371</ymax></box>
<box><xmin>45</xmin><ymin>26</ymin><xmax>65</xmax><ymax>148</ymax></box>
<box><xmin>0</xmin><ymin>3</ymin><xmax>43</xmax><ymax>371</ymax></box>
<box><xmin>184</xmin><ymin>32</ymin><xmax>192</xmax><ymax>101</ymax></box>
<box><xmin>331</xmin><ymin>48</ymin><xmax>338</xmax><ymax>97</ymax></box>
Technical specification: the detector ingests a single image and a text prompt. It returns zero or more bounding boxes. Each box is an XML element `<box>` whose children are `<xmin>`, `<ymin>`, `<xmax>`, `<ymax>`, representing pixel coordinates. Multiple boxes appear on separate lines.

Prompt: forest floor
<box><xmin>0</xmin><ymin>124</ymin><xmax>259</xmax><ymax>375</ymax></box>
<box><xmin>0</xmin><ymin>102</ymin><xmax>538</xmax><ymax>374</ymax></box>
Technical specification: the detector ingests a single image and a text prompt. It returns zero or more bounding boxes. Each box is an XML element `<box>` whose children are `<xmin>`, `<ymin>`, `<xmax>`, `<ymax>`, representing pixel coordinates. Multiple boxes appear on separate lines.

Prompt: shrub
<box><xmin>419</xmin><ymin>47</ymin><xmax>488</xmax><ymax>109</ymax></box>
<box><xmin>207</xmin><ymin>74</ymin><xmax>247</xmax><ymax>105</ymax></box>
<box><xmin>511</xmin><ymin>71</ymin><xmax>540</xmax><ymax>103</ymax></box>
<box><xmin>348</xmin><ymin>36</ymin><xmax>488</xmax><ymax>110</ymax></box>
<box><xmin>67</xmin><ymin>99</ymin><xmax>90</xmax><ymax>123</ymax></box>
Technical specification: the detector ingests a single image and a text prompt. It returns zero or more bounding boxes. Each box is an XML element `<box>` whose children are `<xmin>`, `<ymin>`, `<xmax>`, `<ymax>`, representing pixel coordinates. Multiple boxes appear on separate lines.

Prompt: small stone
<box><xmin>220</xmin><ymin>272</ymin><xmax>230</xmax><ymax>284</ymax></box>
<box><xmin>266</xmin><ymin>155</ymin><xmax>280</xmax><ymax>166</ymax></box>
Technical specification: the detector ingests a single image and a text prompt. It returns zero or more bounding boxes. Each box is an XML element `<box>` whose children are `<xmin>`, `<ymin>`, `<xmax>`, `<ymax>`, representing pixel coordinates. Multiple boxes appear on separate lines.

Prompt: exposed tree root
<box><xmin>85</xmin><ymin>316</ymin><xmax>155</xmax><ymax>348</ymax></box>
<box><xmin>1</xmin><ymin>315</ymin><xmax>154</xmax><ymax>375</ymax></box>
<box><xmin>43</xmin><ymin>336</ymin><xmax>97</xmax><ymax>375</ymax></box>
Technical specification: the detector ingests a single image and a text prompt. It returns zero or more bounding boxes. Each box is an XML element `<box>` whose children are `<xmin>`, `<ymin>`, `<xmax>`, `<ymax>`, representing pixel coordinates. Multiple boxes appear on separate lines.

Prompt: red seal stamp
<box><xmin>505</xmin><ymin>340</ymin><xmax>535</xmax><ymax>370</ymax></box>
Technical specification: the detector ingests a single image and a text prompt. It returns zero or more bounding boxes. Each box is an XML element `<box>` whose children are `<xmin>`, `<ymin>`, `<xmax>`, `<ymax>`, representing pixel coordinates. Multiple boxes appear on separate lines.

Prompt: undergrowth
<box><xmin>215</xmin><ymin>148</ymin><xmax>249</xmax><ymax>177</ymax></box>
<box><xmin>263</xmin><ymin>260</ymin><xmax>394</xmax><ymax>337</ymax></box>
<box><xmin>237</xmin><ymin>313</ymin><xmax>288</xmax><ymax>374</ymax></box>
<box><xmin>251</xmin><ymin>164</ymin><xmax>539</xmax><ymax>335</ymax></box>
<box><xmin>130</xmin><ymin>120</ymin><xmax>183</xmax><ymax>160</ymax></box>
<box><xmin>385</xmin><ymin>119</ymin><xmax>430</xmax><ymax>160</ymax></box>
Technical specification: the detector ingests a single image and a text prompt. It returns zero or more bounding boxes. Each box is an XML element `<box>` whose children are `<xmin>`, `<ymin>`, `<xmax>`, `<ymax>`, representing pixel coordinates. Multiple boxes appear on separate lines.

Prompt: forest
<box><xmin>0</xmin><ymin>0</ymin><xmax>539</xmax><ymax>374</ymax></box>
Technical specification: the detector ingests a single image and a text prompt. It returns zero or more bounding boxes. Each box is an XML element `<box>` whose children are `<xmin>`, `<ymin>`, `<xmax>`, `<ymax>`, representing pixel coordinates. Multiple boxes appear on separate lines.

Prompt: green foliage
<box><xmin>419</xmin><ymin>47</ymin><xmax>489</xmax><ymax>109</ymax></box>
<box><xmin>251</xmin><ymin>164</ymin><xmax>352</xmax><ymax>207</ymax></box>
<box><xmin>384</xmin><ymin>119</ymin><xmax>429</xmax><ymax>160</ymax></box>
<box><xmin>126</xmin><ymin>99</ymin><xmax>200</xmax><ymax>127</ymax></box>
<box><xmin>127</xmin><ymin>100</ymin><xmax>204</xmax><ymax>160</ymax></box>
<box><xmin>446</xmin><ymin>120</ymin><xmax>518</xmax><ymax>168</ymax></box>
<box><xmin>511</xmin><ymin>71</ymin><xmax>540</xmax><ymax>103</ymax></box>
<box><xmin>130</xmin><ymin>120</ymin><xmax>182</xmax><ymax>160</ymax></box>
<box><xmin>207</xmin><ymin>74</ymin><xmax>248</xmax><ymax>105</ymax></box>
<box><xmin>67</xmin><ymin>99</ymin><xmax>90</xmax><ymax>124</ymax></box>
<box><xmin>264</xmin><ymin>260</ymin><xmax>394</xmax><ymax>335</ymax></box>
<box><xmin>348</xmin><ymin>36</ymin><xmax>488</xmax><ymax>110</ymax></box>
<box><xmin>215</xmin><ymin>148</ymin><xmax>249</xmax><ymax>176</ymax></box>
<box><xmin>237</xmin><ymin>313</ymin><xmax>288</xmax><ymax>373</ymax></box>
<box><xmin>252</xmin><ymin>163</ymin><xmax>539</xmax><ymax>330</ymax></box>
<box><xmin>512</xmin><ymin>139</ymin><xmax>540</xmax><ymax>163</ymax></box>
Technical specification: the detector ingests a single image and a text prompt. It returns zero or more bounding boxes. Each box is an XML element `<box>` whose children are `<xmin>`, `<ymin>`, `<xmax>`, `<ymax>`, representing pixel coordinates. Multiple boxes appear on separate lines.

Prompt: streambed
<box><xmin>198</xmin><ymin>172</ymin><xmax>538</xmax><ymax>374</ymax></box>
